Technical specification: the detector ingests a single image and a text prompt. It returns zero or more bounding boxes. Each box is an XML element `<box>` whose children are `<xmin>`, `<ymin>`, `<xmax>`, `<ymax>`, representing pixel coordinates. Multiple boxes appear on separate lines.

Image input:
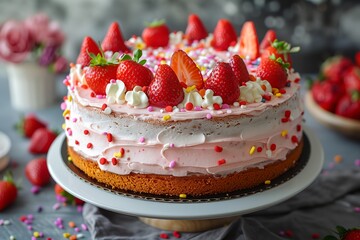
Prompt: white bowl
<box><xmin>0</xmin><ymin>131</ymin><xmax>11</xmax><ymax>171</ymax></box>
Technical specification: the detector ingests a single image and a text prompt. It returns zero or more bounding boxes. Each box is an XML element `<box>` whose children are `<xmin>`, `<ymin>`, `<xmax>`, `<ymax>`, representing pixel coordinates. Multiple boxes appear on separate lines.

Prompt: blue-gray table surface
<box><xmin>0</xmin><ymin>75</ymin><xmax>359</xmax><ymax>240</ymax></box>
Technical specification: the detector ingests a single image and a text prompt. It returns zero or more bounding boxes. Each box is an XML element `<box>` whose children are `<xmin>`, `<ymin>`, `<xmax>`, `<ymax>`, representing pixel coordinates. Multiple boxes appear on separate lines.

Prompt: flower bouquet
<box><xmin>0</xmin><ymin>13</ymin><xmax>68</xmax><ymax>111</ymax></box>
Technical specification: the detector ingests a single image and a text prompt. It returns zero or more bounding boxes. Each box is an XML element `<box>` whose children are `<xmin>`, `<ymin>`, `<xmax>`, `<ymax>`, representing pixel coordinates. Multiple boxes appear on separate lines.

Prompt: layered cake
<box><xmin>62</xmin><ymin>15</ymin><xmax>303</xmax><ymax>197</ymax></box>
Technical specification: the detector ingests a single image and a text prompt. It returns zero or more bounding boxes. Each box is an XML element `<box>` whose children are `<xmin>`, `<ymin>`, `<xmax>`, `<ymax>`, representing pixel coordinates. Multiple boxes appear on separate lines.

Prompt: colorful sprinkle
<box><xmin>296</xmin><ymin>124</ymin><xmax>302</xmax><ymax>132</ymax></box>
<box><xmin>107</xmin><ymin>133</ymin><xmax>113</xmax><ymax>142</ymax></box>
<box><xmin>173</xmin><ymin>231</ymin><xmax>181</xmax><ymax>238</ymax></box>
<box><xmin>33</xmin><ymin>232</ymin><xmax>40</xmax><ymax>238</ymax></box>
<box><xmin>83</xmin><ymin>130</ymin><xmax>89</xmax><ymax>135</ymax></box>
<box><xmin>206</xmin><ymin>113</ymin><xmax>212</xmax><ymax>119</ymax></box>
<box><xmin>139</xmin><ymin>136</ymin><xmax>145</xmax><ymax>143</ymax></box>
<box><xmin>62</xmin><ymin>109</ymin><xmax>70</xmax><ymax>117</ymax></box>
<box><xmin>111</xmin><ymin>158</ymin><xmax>118</xmax><ymax>165</ymax></box>
<box><xmin>165</xmin><ymin>106</ymin><xmax>173</xmax><ymax>112</ymax></box>
<box><xmin>68</xmin><ymin>221</ymin><xmax>76</xmax><ymax>228</ymax></box>
<box><xmin>270</xmin><ymin>144</ymin><xmax>276</xmax><ymax>151</ymax></box>
<box><xmin>63</xmin><ymin>233</ymin><xmax>71</xmax><ymax>238</ymax></box>
<box><xmin>264</xmin><ymin>180</ymin><xmax>271</xmax><ymax>185</ymax></box>
<box><xmin>217</xmin><ymin>159</ymin><xmax>226</xmax><ymax>165</ymax></box>
<box><xmin>99</xmin><ymin>158</ymin><xmax>107</xmax><ymax>165</ymax></box>
<box><xmin>169</xmin><ymin>160</ymin><xmax>176</xmax><ymax>168</ymax></box>
<box><xmin>284</xmin><ymin>110</ymin><xmax>291</xmax><ymax>118</ymax></box>
<box><xmin>213</xmin><ymin>103</ymin><xmax>221</xmax><ymax>110</ymax></box>
<box><xmin>291</xmin><ymin>135</ymin><xmax>298</xmax><ymax>143</ymax></box>
<box><xmin>160</xmin><ymin>233</ymin><xmax>169</xmax><ymax>239</ymax></box>
<box><xmin>355</xmin><ymin>159</ymin><xmax>360</xmax><ymax>166</ymax></box>
<box><xmin>275</xmin><ymin>93</ymin><xmax>282</xmax><ymax>97</ymax></box>
<box><xmin>185</xmin><ymin>102</ymin><xmax>194</xmax><ymax>111</ymax></box>
<box><xmin>179</xmin><ymin>193</ymin><xmax>187</xmax><ymax>199</ymax></box>
<box><xmin>257</xmin><ymin>147</ymin><xmax>263</xmax><ymax>152</ymax></box>
<box><xmin>81</xmin><ymin>224</ymin><xmax>88</xmax><ymax>231</ymax></box>
<box><xmin>31</xmin><ymin>186</ymin><xmax>41</xmax><ymax>194</ymax></box>
<box><xmin>281</xmin><ymin>130</ymin><xmax>288</xmax><ymax>137</ymax></box>
<box><xmin>90</xmin><ymin>92</ymin><xmax>96</xmax><ymax>98</ymax></box>
<box><xmin>163</xmin><ymin>115</ymin><xmax>171</xmax><ymax>121</ymax></box>
<box><xmin>86</xmin><ymin>143</ymin><xmax>93</xmax><ymax>149</ymax></box>
<box><xmin>334</xmin><ymin>155</ymin><xmax>342</xmax><ymax>163</ymax></box>
<box><xmin>147</xmin><ymin>106</ymin><xmax>154</xmax><ymax>112</ymax></box>
<box><xmin>249</xmin><ymin>146</ymin><xmax>256</xmax><ymax>155</ymax></box>
<box><xmin>214</xmin><ymin>145</ymin><xmax>223</xmax><ymax>152</ymax></box>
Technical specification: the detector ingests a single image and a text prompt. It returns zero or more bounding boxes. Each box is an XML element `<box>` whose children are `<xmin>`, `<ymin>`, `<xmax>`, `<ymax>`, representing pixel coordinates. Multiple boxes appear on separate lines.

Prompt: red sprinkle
<box><xmin>107</xmin><ymin>133</ymin><xmax>113</xmax><ymax>142</ymax></box>
<box><xmin>111</xmin><ymin>158</ymin><xmax>118</xmax><ymax>165</ymax></box>
<box><xmin>281</xmin><ymin>118</ymin><xmax>289</xmax><ymax>123</ymax></box>
<box><xmin>257</xmin><ymin>147</ymin><xmax>263</xmax><ymax>152</ymax></box>
<box><xmin>63</xmin><ymin>96</ymin><xmax>68</xmax><ymax>101</ymax></box>
<box><xmin>120</xmin><ymin>148</ymin><xmax>125</xmax><ymax>156</ymax></box>
<box><xmin>294</xmin><ymin>78</ymin><xmax>300</xmax><ymax>83</ymax></box>
<box><xmin>239</xmin><ymin>101</ymin><xmax>247</xmax><ymax>106</ymax></box>
<box><xmin>75</xmin><ymin>140</ymin><xmax>79</xmax><ymax>145</ymax></box>
<box><xmin>291</xmin><ymin>135</ymin><xmax>298</xmax><ymax>143</ymax></box>
<box><xmin>285</xmin><ymin>110</ymin><xmax>291</xmax><ymax>118</ymax></box>
<box><xmin>63</xmin><ymin>80</ymin><xmax>70</xmax><ymax>86</ymax></box>
<box><xmin>142</xmin><ymin>86</ymin><xmax>148</xmax><ymax>93</ymax></box>
<box><xmin>185</xmin><ymin>102</ymin><xmax>194</xmax><ymax>111</ymax></box>
<box><xmin>99</xmin><ymin>158</ymin><xmax>107</xmax><ymax>165</ymax></box>
<box><xmin>279</xmin><ymin>89</ymin><xmax>287</xmax><ymax>94</ymax></box>
<box><xmin>160</xmin><ymin>233</ymin><xmax>169</xmax><ymax>239</ymax></box>
<box><xmin>262</xmin><ymin>95</ymin><xmax>271</xmax><ymax>101</ymax></box>
<box><xmin>101</xmin><ymin>104</ymin><xmax>108</xmax><ymax>111</ymax></box>
<box><xmin>19</xmin><ymin>215</ymin><xmax>27</xmax><ymax>222</ymax></box>
<box><xmin>214</xmin><ymin>145</ymin><xmax>223</xmax><ymax>152</ymax></box>
<box><xmin>87</xmin><ymin>143</ymin><xmax>93</xmax><ymax>149</ymax></box>
<box><xmin>81</xmin><ymin>84</ymin><xmax>88</xmax><ymax>89</ymax></box>
<box><xmin>173</xmin><ymin>231</ymin><xmax>181</xmax><ymax>238</ymax></box>
<box><xmin>165</xmin><ymin>106</ymin><xmax>173</xmax><ymax>112</ymax></box>
<box><xmin>83</xmin><ymin>130</ymin><xmax>89</xmax><ymax>135</ymax></box>
<box><xmin>218</xmin><ymin>159</ymin><xmax>226</xmax><ymax>165</ymax></box>
<box><xmin>213</xmin><ymin>103</ymin><xmax>221</xmax><ymax>110</ymax></box>
<box><xmin>90</xmin><ymin>92</ymin><xmax>96</xmax><ymax>98</ymax></box>
<box><xmin>296</xmin><ymin>124</ymin><xmax>302</xmax><ymax>132</ymax></box>
<box><xmin>270</xmin><ymin>144</ymin><xmax>276</xmax><ymax>151</ymax></box>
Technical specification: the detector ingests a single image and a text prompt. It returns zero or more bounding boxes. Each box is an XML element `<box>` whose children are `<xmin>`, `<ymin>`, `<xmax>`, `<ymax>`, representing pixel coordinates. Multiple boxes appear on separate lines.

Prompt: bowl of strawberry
<box><xmin>306</xmin><ymin>54</ymin><xmax>360</xmax><ymax>138</ymax></box>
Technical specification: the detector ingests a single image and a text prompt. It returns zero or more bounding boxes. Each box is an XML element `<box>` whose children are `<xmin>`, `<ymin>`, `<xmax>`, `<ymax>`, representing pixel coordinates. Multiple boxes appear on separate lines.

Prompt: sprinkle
<box><xmin>68</xmin><ymin>156</ymin><xmax>72</xmax><ymax>161</ymax></box>
<box><xmin>33</xmin><ymin>232</ymin><xmax>40</xmax><ymax>238</ymax></box>
<box><xmin>4</xmin><ymin>220</ymin><xmax>10</xmax><ymax>225</ymax></box>
<box><xmin>139</xmin><ymin>137</ymin><xmax>145</xmax><ymax>143</ymax></box>
<box><xmin>222</xmin><ymin>104</ymin><xmax>230</xmax><ymax>109</ymax></box>
<box><xmin>62</xmin><ymin>109</ymin><xmax>70</xmax><ymax>117</ymax></box>
<box><xmin>185</xmin><ymin>102</ymin><xmax>194</xmax><ymax>111</ymax></box>
<box><xmin>81</xmin><ymin>84</ymin><xmax>88</xmax><ymax>89</ymax></box>
<box><xmin>169</xmin><ymin>161</ymin><xmax>176</xmax><ymax>168</ymax></box>
<box><xmin>264</xmin><ymin>180</ymin><xmax>271</xmax><ymax>185</ymax></box>
<box><xmin>81</xmin><ymin>224</ymin><xmax>88</xmax><ymax>231</ymax></box>
<box><xmin>249</xmin><ymin>146</ymin><xmax>256</xmax><ymax>155</ymax></box>
<box><xmin>163</xmin><ymin>115</ymin><xmax>171</xmax><ymax>121</ymax></box>
<box><xmin>68</xmin><ymin>221</ymin><xmax>76</xmax><ymax>228</ymax></box>
<box><xmin>110</xmin><ymin>79</ymin><xmax>116</xmax><ymax>83</ymax></box>
<box><xmin>213</xmin><ymin>103</ymin><xmax>221</xmax><ymax>110</ymax></box>
<box><xmin>86</xmin><ymin>143</ymin><xmax>93</xmax><ymax>149</ymax></box>
<box><xmin>179</xmin><ymin>194</ymin><xmax>187</xmax><ymax>199</ymax></box>
<box><xmin>160</xmin><ymin>233</ymin><xmax>169</xmax><ymax>239</ymax></box>
<box><xmin>217</xmin><ymin>159</ymin><xmax>226</xmax><ymax>165</ymax></box>
<box><xmin>281</xmin><ymin>118</ymin><xmax>288</xmax><ymax>123</ymax></box>
<box><xmin>83</xmin><ymin>130</ymin><xmax>89</xmax><ymax>135</ymax></box>
<box><xmin>294</xmin><ymin>78</ymin><xmax>300</xmax><ymax>83</ymax></box>
<box><xmin>99</xmin><ymin>158</ymin><xmax>107</xmax><ymax>165</ymax></box>
<box><xmin>111</xmin><ymin>158</ymin><xmax>118</xmax><ymax>165</ymax></box>
<box><xmin>96</xmin><ymin>95</ymin><xmax>105</xmax><ymax>99</ymax></box>
<box><xmin>165</xmin><ymin>106</ymin><xmax>173</xmax><ymax>112</ymax></box>
<box><xmin>101</xmin><ymin>103</ymin><xmax>108</xmax><ymax>111</ymax></box>
<box><xmin>214</xmin><ymin>145</ymin><xmax>223</xmax><ymax>152</ymax></box>
<box><xmin>53</xmin><ymin>203</ymin><xmax>61</xmax><ymax>210</ymax></box>
<box><xmin>37</xmin><ymin>206</ymin><xmax>43</xmax><ymax>213</ymax></box>
<box><xmin>90</xmin><ymin>92</ymin><xmax>96</xmax><ymax>98</ymax></box>
<box><xmin>279</xmin><ymin>89</ymin><xmax>287</xmax><ymax>94</ymax></box>
<box><xmin>296</xmin><ymin>124</ymin><xmax>302</xmax><ymax>132</ymax></box>
<box><xmin>257</xmin><ymin>147</ymin><xmax>263</xmax><ymax>152</ymax></box>
<box><xmin>206</xmin><ymin>113</ymin><xmax>212</xmax><ymax>119</ymax></box>
<box><xmin>285</xmin><ymin>110</ymin><xmax>291</xmax><ymax>118</ymax></box>
<box><xmin>147</xmin><ymin>106</ymin><xmax>154</xmax><ymax>112</ymax></box>
<box><xmin>275</xmin><ymin>93</ymin><xmax>282</xmax><ymax>97</ymax></box>
<box><xmin>9</xmin><ymin>236</ymin><xmax>16</xmax><ymax>240</ymax></box>
<box><xmin>27</xmin><ymin>225</ymin><xmax>33</xmax><ymax>231</ymax></box>
<box><xmin>199</xmin><ymin>89</ymin><xmax>206</xmax><ymax>97</ymax></box>
<box><xmin>31</xmin><ymin>186</ymin><xmax>41</xmax><ymax>194</ymax></box>
<box><xmin>63</xmin><ymin>233</ymin><xmax>71</xmax><ymax>238</ymax></box>
<box><xmin>67</xmin><ymin>129</ymin><xmax>73</xmax><ymax>136</ymax></box>
<box><xmin>334</xmin><ymin>155</ymin><xmax>343</xmax><ymax>163</ymax></box>
<box><xmin>270</xmin><ymin>144</ymin><xmax>276</xmax><ymax>151</ymax></box>
<box><xmin>173</xmin><ymin>231</ymin><xmax>181</xmax><ymax>238</ymax></box>
<box><xmin>291</xmin><ymin>135</ymin><xmax>298</xmax><ymax>143</ymax></box>
<box><xmin>185</xmin><ymin>85</ymin><xmax>196</xmax><ymax>93</ymax></box>
<box><xmin>120</xmin><ymin>148</ymin><xmax>125</xmax><ymax>156</ymax></box>
<box><xmin>261</xmin><ymin>98</ymin><xmax>266</xmax><ymax>103</ymax></box>
<box><xmin>60</xmin><ymin>102</ymin><xmax>67</xmax><ymax>110</ymax></box>
<box><xmin>281</xmin><ymin>130</ymin><xmax>288</xmax><ymax>137</ymax></box>
<box><xmin>75</xmin><ymin>140</ymin><xmax>79</xmax><ymax>145</ymax></box>
<box><xmin>272</xmin><ymin>88</ymin><xmax>279</xmax><ymax>94</ymax></box>
<box><xmin>239</xmin><ymin>101</ymin><xmax>247</xmax><ymax>105</ymax></box>
<box><xmin>262</xmin><ymin>95</ymin><xmax>271</xmax><ymax>101</ymax></box>
<box><xmin>113</xmin><ymin>152</ymin><xmax>122</xmax><ymax>158</ymax></box>
<box><xmin>194</xmin><ymin>106</ymin><xmax>202</xmax><ymax>111</ymax></box>
<box><xmin>233</xmin><ymin>102</ymin><xmax>240</xmax><ymax>107</ymax></box>
<box><xmin>107</xmin><ymin>133</ymin><xmax>113</xmax><ymax>142</ymax></box>
<box><xmin>76</xmin><ymin>233</ymin><xmax>85</xmax><ymax>239</ymax></box>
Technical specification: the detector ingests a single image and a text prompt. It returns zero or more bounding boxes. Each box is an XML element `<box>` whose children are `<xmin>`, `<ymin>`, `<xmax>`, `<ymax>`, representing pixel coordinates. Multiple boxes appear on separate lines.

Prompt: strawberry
<box><xmin>211</xmin><ymin>19</ymin><xmax>237</xmax><ymax>51</ymax></box>
<box><xmin>260</xmin><ymin>29</ymin><xmax>277</xmax><ymax>53</ymax></box>
<box><xmin>256</xmin><ymin>56</ymin><xmax>289</xmax><ymax>89</ymax></box>
<box><xmin>323</xmin><ymin>225</ymin><xmax>360</xmax><ymax>240</ymax></box>
<box><xmin>76</xmin><ymin>36</ymin><xmax>101</xmax><ymax>67</ymax></box>
<box><xmin>142</xmin><ymin>20</ymin><xmax>170</xmax><ymax>48</ymax></box>
<box><xmin>84</xmin><ymin>51</ymin><xmax>119</xmax><ymax>95</ymax></box>
<box><xmin>28</xmin><ymin>128</ymin><xmax>57</xmax><ymax>154</ymax></box>
<box><xmin>335</xmin><ymin>91</ymin><xmax>360</xmax><ymax>120</ymax></box>
<box><xmin>101</xmin><ymin>22</ymin><xmax>129</xmax><ymax>53</ymax></box>
<box><xmin>343</xmin><ymin>66</ymin><xmax>360</xmax><ymax>92</ymax></box>
<box><xmin>229</xmin><ymin>55</ymin><xmax>249</xmax><ymax>85</ymax></box>
<box><xmin>116</xmin><ymin>49</ymin><xmax>153</xmax><ymax>90</ymax></box>
<box><xmin>355</xmin><ymin>51</ymin><xmax>360</xmax><ymax>67</ymax></box>
<box><xmin>16</xmin><ymin>114</ymin><xmax>47</xmax><ymax>138</ymax></box>
<box><xmin>321</xmin><ymin>56</ymin><xmax>353</xmax><ymax>84</ymax></box>
<box><xmin>185</xmin><ymin>14</ymin><xmax>208</xmax><ymax>44</ymax></box>
<box><xmin>0</xmin><ymin>172</ymin><xmax>18</xmax><ymax>211</ymax></box>
<box><xmin>204</xmin><ymin>62</ymin><xmax>240</xmax><ymax>104</ymax></box>
<box><xmin>170</xmin><ymin>49</ymin><xmax>204</xmax><ymax>90</ymax></box>
<box><xmin>311</xmin><ymin>80</ymin><xmax>344</xmax><ymax>112</ymax></box>
<box><xmin>239</xmin><ymin>21</ymin><xmax>260</xmax><ymax>61</ymax></box>
<box><xmin>54</xmin><ymin>183</ymin><xmax>84</xmax><ymax>205</ymax></box>
<box><xmin>147</xmin><ymin>64</ymin><xmax>184</xmax><ymax>107</ymax></box>
<box><xmin>25</xmin><ymin>158</ymin><xmax>51</xmax><ymax>186</ymax></box>
<box><xmin>261</xmin><ymin>39</ymin><xmax>300</xmax><ymax>69</ymax></box>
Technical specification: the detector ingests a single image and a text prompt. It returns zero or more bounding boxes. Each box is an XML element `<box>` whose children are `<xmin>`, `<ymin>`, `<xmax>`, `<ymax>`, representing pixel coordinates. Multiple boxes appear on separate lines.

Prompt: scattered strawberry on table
<box><xmin>54</xmin><ymin>183</ymin><xmax>84</xmax><ymax>206</ymax></box>
<box><xmin>25</xmin><ymin>157</ymin><xmax>51</xmax><ymax>187</ymax></box>
<box><xmin>310</xmin><ymin>54</ymin><xmax>360</xmax><ymax>121</ymax></box>
<box><xmin>0</xmin><ymin>171</ymin><xmax>18</xmax><ymax>211</ymax></box>
<box><xmin>323</xmin><ymin>226</ymin><xmax>360</xmax><ymax>240</ymax></box>
<box><xmin>15</xmin><ymin>114</ymin><xmax>47</xmax><ymax>138</ymax></box>
<box><xmin>28</xmin><ymin>127</ymin><xmax>58</xmax><ymax>154</ymax></box>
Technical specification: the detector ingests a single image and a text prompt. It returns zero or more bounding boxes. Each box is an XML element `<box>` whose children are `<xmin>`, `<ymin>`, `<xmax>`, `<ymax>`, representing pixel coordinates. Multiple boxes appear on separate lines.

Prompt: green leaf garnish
<box><xmin>88</xmin><ymin>42</ymin><xmax>119</xmax><ymax>67</ymax></box>
<box><xmin>269</xmin><ymin>54</ymin><xmax>290</xmax><ymax>69</ymax></box>
<box><xmin>120</xmin><ymin>49</ymin><xmax>147</xmax><ymax>65</ymax></box>
<box><xmin>271</xmin><ymin>39</ymin><xmax>300</xmax><ymax>61</ymax></box>
<box><xmin>351</xmin><ymin>90</ymin><xmax>360</xmax><ymax>102</ymax></box>
<box><xmin>144</xmin><ymin>19</ymin><xmax>165</xmax><ymax>28</ymax></box>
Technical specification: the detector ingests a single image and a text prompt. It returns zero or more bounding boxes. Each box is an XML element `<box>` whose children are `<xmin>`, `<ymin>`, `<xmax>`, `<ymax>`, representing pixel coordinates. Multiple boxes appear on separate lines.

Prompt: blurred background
<box><xmin>0</xmin><ymin>0</ymin><xmax>360</xmax><ymax>74</ymax></box>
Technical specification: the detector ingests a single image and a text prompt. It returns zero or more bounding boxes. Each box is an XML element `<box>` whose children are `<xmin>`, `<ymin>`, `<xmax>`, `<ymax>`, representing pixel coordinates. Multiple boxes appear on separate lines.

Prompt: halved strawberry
<box><xmin>229</xmin><ymin>55</ymin><xmax>249</xmax><ymax>85</ymax></box>
<box><xmin>260</xmin><ymin>29</ymin><xmax>277</xmax><ymax>53</ymax></box>
<box><xmin>185</xmin><ymin>14</ymin><xmax>208</xmax><ymax>44</ymax></box>
<box><xmin>204</xmin><ymin>62</ymin><xmax>240</xmax><ymax>104</ymax></box>
<box><xmin>170</xmin><ymin>49</ymin><xmax>204</xmax><ymax>90</ymax></box>
<box><xmin>147</xmin><ymin>64</ymin><xmax>184</xmax><ymax>107</ymax></box>
<box><xmin>101</xmin><ymin>22</ymin><xmax>129</xmax><ymax>53</ymax></box>
<box><xmin>76</xmin><ymin>36</ymin><xmax>101</xmax><ymax>67</ymax></box>
<box><xmin>239</xmin><ymin>21</ymin><xmax>260</xmax><ymax>61</ymax></box>
<box><xmin>142</xmin><ymin>20</ymin><xmax>170</xmax><ymax>48</ymax></box>
<box><xmin>256</xmin><ymin>56</ymin><xmax>289</xmax><ymax>89</ymax></box>
<box><xmin>211</xmin><ymin>19</ymin><xmax>237</xmax><ymax>51</ymax></box>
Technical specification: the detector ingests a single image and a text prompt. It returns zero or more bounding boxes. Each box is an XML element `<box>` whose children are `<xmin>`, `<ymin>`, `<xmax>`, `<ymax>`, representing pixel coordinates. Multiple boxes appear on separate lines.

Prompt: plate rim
<box><xmin>48</xmin><ymin>126</ymin><xmax>324</xmax><ymax>220</ymax></box>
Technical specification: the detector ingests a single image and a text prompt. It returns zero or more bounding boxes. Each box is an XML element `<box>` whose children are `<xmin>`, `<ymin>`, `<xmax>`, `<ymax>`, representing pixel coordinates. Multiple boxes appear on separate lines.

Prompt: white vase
<box><xmin>6</xmin><ymin>62</ymin><xmax>56</xmax><ymax>111</ymax></box>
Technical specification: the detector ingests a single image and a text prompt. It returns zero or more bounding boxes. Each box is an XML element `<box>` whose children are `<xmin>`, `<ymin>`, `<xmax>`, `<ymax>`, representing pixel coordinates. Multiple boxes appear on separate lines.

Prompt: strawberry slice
<box><xmin>76</xmin><ymin>36</ymin><xmax>101</xmax><ymax>67</ymax></box>
<box><xmin>260</xmin><ymin>29</ymin><xmax>277</xmax><ymax>53</ymax></box>
<box><xmin>170</xmin><ymin>50</ymin><xmax>204</xmax><ymax>90</ymax></box>
<box><xmin>239</xmin><ymin>21</ymin><xmax>260</xmax><ymax>61</ymax></box>
<box><xmin>101</xmin><ymin>22</ymin><xmax>129</xmax><ymax>53</ymax></box>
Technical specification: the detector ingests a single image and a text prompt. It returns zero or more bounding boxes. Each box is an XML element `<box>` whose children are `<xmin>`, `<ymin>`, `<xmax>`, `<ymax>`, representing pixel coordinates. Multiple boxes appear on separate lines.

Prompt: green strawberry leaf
<box><xmin>336</xmin><ymin>225</ymin><xmax>347</xmax><ymax>238</ymax></box>
<box><xmin>351</xmin><ymin>90</ymin><xmax>360</xmax><ymax>102</ymax></box>
<box><xmin>145</xmin><ymin>19</ymin><xmax>165</xmax><ymax>28</ymax></box>
<box><xmin>120</xmin><ymin>49</ymin><xmax>146</xmax><ymax>65</ymax></box>
<box><xmin>269</xmin><ymin>54</ymin><xmax>290</xmax><ymax>69</ymax></box>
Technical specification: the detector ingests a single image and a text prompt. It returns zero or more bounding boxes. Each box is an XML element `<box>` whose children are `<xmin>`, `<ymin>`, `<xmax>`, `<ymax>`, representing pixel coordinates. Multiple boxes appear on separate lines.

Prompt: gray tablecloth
<box><xmin>83</xmin><ymin>169</ymin><xmax>360</xmax><ymax>240</ymax></box>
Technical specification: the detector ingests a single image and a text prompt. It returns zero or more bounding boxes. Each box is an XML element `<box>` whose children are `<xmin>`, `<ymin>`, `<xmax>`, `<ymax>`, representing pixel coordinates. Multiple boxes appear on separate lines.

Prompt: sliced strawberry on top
<box><xmin>256</xmin><ymin>55</ymin><xmax>289</xmax><ymax>89</ymax></box>
<box><xmin>239</xmin><ymin>21</ymin><xmax>260</xmax><ymax>61</ymax></box>
<box><xmin>116</xmin><ymin>49</ymin><xmax>153</xmax><ymax>90</ymax></box>
<box><xmin>76</xmin><ymin>36</ymin><xmax>101</xmax><ymax>67</ymax></box>
<box><xmin>204</xmin><ymin>62</ymin><xmax>240</xmax><ymax>104</ymax></box>
<box><xmin>147</xmin><ymin>64</ymin><xmax>184</xmax><ymax>108</ymax></box>
<box><xmin>211</xmin><ymin>19</ymin><xmax>237</xmax><ymax>51</ymax></box>
<box><xmin>170</xmin><ymin>49</ymin><xmax>204</xmax><ymax>90</ymax></box>
<box><xmin>185</xmin><ymin>14</ymin><xmax>208</xmax><ymax>44</ymax></box>
<box><xmin>142</xmin><ymin>19</ymin><xmax>170</xmax><ymax>48</ymax></box>
<box><xmin>16</xmin><ymin>114</ymin><xmax>47</xmax><ymax>138</ymax></box>
<box><xmin>229</xmin><ymin>55</ymin><xmax>249</xmax><ymax>85</ymax></box>
<box><xmin>260</xmin><ymin>29</ymin><xmax>277</xmax><ymax>53</ymax></box>
<box><xmin>101</xmin><ymin>22</ymin><xmax>129</xmax><ymax>53</ymax></box>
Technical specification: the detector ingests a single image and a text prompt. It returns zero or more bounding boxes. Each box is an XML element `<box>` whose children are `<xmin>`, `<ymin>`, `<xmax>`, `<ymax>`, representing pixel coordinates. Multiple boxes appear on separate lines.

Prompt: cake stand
<box><xmin>47</xmin><ymin>126</ymin><xmax>324</xmax><ymax>232</ymax></box>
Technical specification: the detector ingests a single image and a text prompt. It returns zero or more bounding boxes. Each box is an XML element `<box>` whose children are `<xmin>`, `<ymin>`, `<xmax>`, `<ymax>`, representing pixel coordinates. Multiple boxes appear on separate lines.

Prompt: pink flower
<box><xmin>0</xmin><ymin>20</ymin><xmax>33</xmax><ymax>63</ymax></box>
<box><xmin>25</xmin><ymin>13</ymin><xmax>64</xmax><ymax>46</ymax></box>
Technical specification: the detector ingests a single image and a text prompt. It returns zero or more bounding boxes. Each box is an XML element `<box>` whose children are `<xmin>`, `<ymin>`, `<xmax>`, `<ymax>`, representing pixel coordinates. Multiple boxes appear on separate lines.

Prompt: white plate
<box><xmin>0</xmin><ymin>131</ymin><xmax>11</xmax><ymax>171</ymax></box>
<box><xmin>48</xmin><ymin>126</ymin><xmax>323</xmax><ymax>220</ymax></box>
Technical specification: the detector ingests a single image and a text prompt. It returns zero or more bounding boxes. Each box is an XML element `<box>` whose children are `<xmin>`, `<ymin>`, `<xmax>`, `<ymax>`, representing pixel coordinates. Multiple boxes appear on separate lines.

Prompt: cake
<box><xmin>62</xmin><ymin>15</ymin><xmax>303</xmax><ymax>197</ymax></box>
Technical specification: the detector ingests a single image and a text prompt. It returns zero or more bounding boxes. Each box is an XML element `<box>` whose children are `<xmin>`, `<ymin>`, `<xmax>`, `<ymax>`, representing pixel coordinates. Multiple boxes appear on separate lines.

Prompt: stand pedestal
<box><xmin>139</xmin><ymin>216</ymin><xmax>239</xmax><ymax>232</ymax></box>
